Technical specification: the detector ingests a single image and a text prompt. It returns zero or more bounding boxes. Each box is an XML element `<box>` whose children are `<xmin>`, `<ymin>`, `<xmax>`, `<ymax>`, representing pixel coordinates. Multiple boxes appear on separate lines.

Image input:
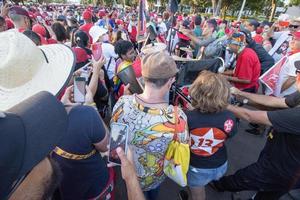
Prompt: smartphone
<box><xmin>91</xmin><ymin>42</ymin><xmax>102</xmax><ymax>61</ymax></box>
<box><xmin>73</xmin><ymin>77</ymin><xmax>86</xmax><ymax>103</ymax></box>
<box><xmin>108</xmin><ymin>122</ymin><xmax>129</xmax><ymax>165</ymax></box>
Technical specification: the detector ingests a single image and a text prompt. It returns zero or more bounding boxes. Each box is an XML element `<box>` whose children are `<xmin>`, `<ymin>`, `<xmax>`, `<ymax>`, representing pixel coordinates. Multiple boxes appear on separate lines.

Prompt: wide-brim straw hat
<box><xmin>0</xmin><ymin>30</ymin><xmax>75</xmax><ymax>111</ymax></box>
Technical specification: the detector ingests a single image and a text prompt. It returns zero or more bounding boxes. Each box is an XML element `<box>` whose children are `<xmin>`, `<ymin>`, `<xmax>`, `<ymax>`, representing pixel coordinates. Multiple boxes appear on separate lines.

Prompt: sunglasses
<box><xmin>289</xmin><ymin>24</ymin><xmax>300</xmax><ymax>29</ymax></box>
<box><xmin>296</xmin><ymin>69</ymin><xmax>300</xmax><ymax>74</ymax></box>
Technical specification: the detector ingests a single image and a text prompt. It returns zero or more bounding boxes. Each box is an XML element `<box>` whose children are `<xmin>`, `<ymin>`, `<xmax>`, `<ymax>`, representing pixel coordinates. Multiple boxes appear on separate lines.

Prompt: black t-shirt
<box><xmin>186</xmin><ymin>109</ymin><xmax>237</xmax><ymax>169</ymax></box>
<box><xmin>285</xmin><ymin>91</ymin><xmax>300</xmax><ymax>108</ymax></box>
<box><xmin>263</xmin><ymin>107</ymin><xmax>300</xmax><ymax>187</ymax></box>
<box><xmin>52</xmin><ymin>106</ymin><xmax>109</xmax><ymax>199</ymax></box>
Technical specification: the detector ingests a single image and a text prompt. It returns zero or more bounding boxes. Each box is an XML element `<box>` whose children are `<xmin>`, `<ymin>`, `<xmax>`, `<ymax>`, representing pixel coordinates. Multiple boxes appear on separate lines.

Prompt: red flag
<box><xmin>259</xmin><ymin>56</ymin><xmax>288</xmax><ymax>95</ymax></box>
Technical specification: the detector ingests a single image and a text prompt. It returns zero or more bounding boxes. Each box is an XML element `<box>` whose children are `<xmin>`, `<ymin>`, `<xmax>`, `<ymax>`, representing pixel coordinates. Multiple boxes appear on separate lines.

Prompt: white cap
<box><xmin>89</xmin><ymin>26</ymin><xmax>108</xmax><ymax>44</ymax></box>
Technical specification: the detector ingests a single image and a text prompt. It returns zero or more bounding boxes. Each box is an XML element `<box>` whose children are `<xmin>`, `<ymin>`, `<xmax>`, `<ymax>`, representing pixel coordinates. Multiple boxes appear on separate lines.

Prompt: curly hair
<box><xmin>189</xmin><ymin>70</ymin><xmax>230</xmax><ymax>113</ymax></box>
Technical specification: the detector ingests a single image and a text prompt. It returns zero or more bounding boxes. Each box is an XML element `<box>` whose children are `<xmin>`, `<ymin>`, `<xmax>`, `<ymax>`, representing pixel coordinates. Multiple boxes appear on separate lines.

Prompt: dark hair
<box><xmin>248</xmin><ymin>19</ymin><xmax>260</xmax><ymax>30</ymax></box>
<box><xmin>51</xmin><ymin>22</ymin><xmax>67</xmax><ymax>42</ymax></box>
<box><xmin>207</xmin><ymin>19</ymin><xmax>217</xmax><ymax>32</ymax></box>
<box><xmin>114</xmin><ymin>40</ymin><xmax>134</xmax><ymax>57</ymax></box>
<box><xmin>23</xmin><ymin>30</ymin><xmax>41</xmax><ymax>46</ymax></box>
<box><xmin>143</xmin><ymin>77</ymin><xmax>170</xmax><ymax>88</ymax></box>
<box><xmin>194</xmin><ymin>15</ymin><xmax>202</xmax><ymax>26</ymax></box>
<box><xmin>73</xmin><ymin>30</ymin><xmax>89</xmax><ymax>48</ymax></box>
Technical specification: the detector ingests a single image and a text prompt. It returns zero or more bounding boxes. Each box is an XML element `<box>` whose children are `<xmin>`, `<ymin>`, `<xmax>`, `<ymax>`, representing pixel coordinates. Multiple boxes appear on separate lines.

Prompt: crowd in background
<box><xmin>1</xmin><ymin>2</ymin><xmax>300</xmax><ymax>200</ymax></box>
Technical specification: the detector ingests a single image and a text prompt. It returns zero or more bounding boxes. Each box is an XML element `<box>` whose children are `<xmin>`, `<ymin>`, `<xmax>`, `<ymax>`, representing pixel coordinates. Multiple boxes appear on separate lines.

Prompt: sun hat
<box><xmin>89</xmin><ymin>26</ymin><xmax>108</xmax><ymax>43</ymax></box>
<box><xmin>0</xmin><ymin>91</ymin><xmax>68</xmax><ymax>199</ymax></box>
<box><xmin>142</xmin><ymin>51</ymin><xmax>178</xmax><ymax>79</ymax></box>
<box><xmin>0</xmin><ymin>30</ymin><xmax>75</xmax><ymax>111</ymax></box>
<box><xmin>141</xmin><ymin>43</ymin><xmax>167</xmax><ymax>55</ymax></box>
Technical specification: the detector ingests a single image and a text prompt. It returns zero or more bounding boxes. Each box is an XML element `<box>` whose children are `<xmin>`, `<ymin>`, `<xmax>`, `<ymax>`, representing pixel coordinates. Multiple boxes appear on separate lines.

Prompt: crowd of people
<box><xmin>1</xmin><ymin>2</ymin><xmax>300</xmax><ymax>200</ymax></box>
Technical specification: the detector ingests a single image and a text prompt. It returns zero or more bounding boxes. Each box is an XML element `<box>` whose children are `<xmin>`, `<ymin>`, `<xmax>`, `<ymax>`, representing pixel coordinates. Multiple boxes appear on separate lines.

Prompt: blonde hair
<box><xmin>189</xmin><ymin>70</ymin><xmax>230</xmax><ymax>113</ymax></box>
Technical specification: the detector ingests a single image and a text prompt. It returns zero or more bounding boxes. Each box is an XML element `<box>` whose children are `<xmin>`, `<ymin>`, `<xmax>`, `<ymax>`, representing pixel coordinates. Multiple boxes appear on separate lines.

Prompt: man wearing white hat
<box><xmin>89</xmin><ymin>26</ymin><xmax>118</xmax><ymax>81</ymax></box>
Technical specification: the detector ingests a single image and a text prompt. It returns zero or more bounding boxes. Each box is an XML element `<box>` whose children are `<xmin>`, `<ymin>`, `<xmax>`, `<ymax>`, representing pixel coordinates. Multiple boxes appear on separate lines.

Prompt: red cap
<box><xmin>83</xmin><ymin>10</ymin><xmax>92</xmax><ymax>20</ymax></box>
<box><xmin>177</xmin><ymin>15</ymin><xmax>183</xmax><ymax>21</ymax></box>
<box><xmin>9</xmin><ymin>6</ymin><xmax>30</xmax><ymax>18</ymax></box>
<box><xmin>98</xmin><ymin>10</ymin><xmax>106</xmax><ymax>17</ymax></box>
<box><xmin>32</xmin><ymin>24</ymin><xmax>46</xmax><ymax>37</ymax></box>
<box><xmin>5</xmin><ymin>18</ymin><xmax>14</xmax><ymax>29</ymax></box>
<box><xmin>177</xmin><ymin>32</ymin><xmax>190</xmax><ymax>41</ymax></box>
<box><xmin>293</xmin><ymin>31</ymin><xmax>300</xmax><ymax>40</ymax></box>
<box><xmin>116</xmin><ymin>19</ymin><xmax>124</xmax><ymax>25</ymax></box>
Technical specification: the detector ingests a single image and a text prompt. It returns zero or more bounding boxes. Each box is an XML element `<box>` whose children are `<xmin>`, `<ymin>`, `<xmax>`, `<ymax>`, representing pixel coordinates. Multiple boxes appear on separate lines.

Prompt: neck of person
<box><xmin>137</xmin><ymin>86</ymin><xmax>169</xmax><ymax>108</ymax></box>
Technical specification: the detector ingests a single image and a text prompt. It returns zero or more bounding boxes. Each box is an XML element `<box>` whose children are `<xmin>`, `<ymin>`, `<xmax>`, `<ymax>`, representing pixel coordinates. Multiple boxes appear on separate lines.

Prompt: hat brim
<box><xmin>0</xmin><ymin>44</ymin><xmax>75</xmax><ymax>111</ymax></box>
<box><xmin>7</xmin><ymin>91</ymin><xmax>68</xmax><ymax>189</ymax></box>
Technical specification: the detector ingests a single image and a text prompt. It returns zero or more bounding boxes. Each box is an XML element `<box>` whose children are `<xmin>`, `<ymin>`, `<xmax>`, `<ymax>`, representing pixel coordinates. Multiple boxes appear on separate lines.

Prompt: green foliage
<box><xmin>289</xmin><ymin>0</ymin><xmax>300</xmax><ymax>6</ymax></box>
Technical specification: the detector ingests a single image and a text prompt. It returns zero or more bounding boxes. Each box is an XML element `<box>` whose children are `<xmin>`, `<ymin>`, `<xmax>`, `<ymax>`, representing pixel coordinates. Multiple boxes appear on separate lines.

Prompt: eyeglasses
<box><xmin>289</xmin><ymin>24</ymin><xmax>300</xmax><ymax>29</ymax></box>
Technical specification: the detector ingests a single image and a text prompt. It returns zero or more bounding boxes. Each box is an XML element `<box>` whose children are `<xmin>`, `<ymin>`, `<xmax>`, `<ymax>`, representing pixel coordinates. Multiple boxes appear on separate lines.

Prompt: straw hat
<box><xmin>0</xmin><ymin>30</ymin><xmax>75</xmax><ymax>111</ymax></box>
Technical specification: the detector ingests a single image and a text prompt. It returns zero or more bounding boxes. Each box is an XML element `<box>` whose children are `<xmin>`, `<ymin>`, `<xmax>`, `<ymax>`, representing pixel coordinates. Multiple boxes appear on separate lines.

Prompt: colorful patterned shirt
<box><xmin>111</xmin><ymin>95</ymin><xmax>189</xmax><ymax>191</ymax></box>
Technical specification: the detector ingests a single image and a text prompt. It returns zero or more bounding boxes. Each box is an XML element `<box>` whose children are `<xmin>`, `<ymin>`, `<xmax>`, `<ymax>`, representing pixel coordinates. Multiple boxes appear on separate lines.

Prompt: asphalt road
<box><xmin>114</xmin><ymin>120</ymin><xmax>300</xmax><ymax>200</ymax></box>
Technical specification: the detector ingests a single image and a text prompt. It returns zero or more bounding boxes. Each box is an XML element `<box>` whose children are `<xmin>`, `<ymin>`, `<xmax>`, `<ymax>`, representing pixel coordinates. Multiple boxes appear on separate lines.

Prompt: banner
<box><xmin>259</xmin><ymin>56</ymin><xmax>288</xmax><ymax>96</ymax></box>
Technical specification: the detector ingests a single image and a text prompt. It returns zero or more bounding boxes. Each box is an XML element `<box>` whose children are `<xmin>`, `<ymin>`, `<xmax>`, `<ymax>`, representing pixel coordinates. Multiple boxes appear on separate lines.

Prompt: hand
<box><xmin>92</xmin><ymin>56</ymin><xmax>106</xmax><ymax>74</ymax></box>
<box><xmin>115</xmin><ymin>147</ymin><xmax>137</xmax><ymax>182</ymax></box>
<box><xmin>124</xmin><ymin>84</ymin><xmax>132</xmax><ymax>95</ymax></box>
<box><xmin>230</xmin><ymin>87</ymin><xmax>242</xmax><ymax>96</ymax></box>
<box><xmin>1</xmin><ymin>3</ymin><xmax>9</xmax><ymax>17</ymax></box>
<box><xmin>60</xmin><ymin>86</ymin><xmax>80</xmax><ymax>106</ymax></box>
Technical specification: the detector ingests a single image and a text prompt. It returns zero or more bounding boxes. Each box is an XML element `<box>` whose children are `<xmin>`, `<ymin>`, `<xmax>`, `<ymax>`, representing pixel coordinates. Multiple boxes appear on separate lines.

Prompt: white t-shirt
<box><xmin>102</xmin><ymin>42</ymin><xmax>118</xmax><ymax>80</ymax></box>
<box><xmin>274</xmin><ymin>55</ymin><xmax>297</xmax><ymax>97</ymax></box>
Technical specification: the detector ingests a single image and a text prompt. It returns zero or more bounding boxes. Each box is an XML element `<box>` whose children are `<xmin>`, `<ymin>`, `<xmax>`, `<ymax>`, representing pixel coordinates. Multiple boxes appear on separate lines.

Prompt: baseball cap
<box><xmin>32</xmin><ymin>24</ymin><xmax>46</xmax><ymax>37</ymax></box>
<box><xmin>248</xmin><ymin>19</ymin><xmax>260</xmax><ymax>29</ymax></box>
<box><xmin>228</xmin><ymin>32</ymin><xmax>246</xmax><ymax>46</ymax></box>
<box><xmin>293</xmin><ymin>31</ymin><xmax>300</xmax><ymax>40</ymax></box>
<box><xmin>9</xmin><ymin>6</ymin><xmax>30</xmax><ymax>18</ymax></box>
<box><xmin>56</xmin><ymin>15</ymin><xmax>66</xmax><ymax>22</ymax></box>
<box><xmin>0</xmin><ymin>91</ymin><xmax>68</xmax><ymax>199</ymax></box>
<box><xmin>142</xmin><ymin>51</ymin><xmax>178</xmax><ymax>79</ymax></box>
<box><xmin>89</xmin><ymin>26</ymin><xmax>108</xmax><ymax>43</ymax></box>
<box><xmin>83</xmin><ymin>10</ymin><xmax>92</xmax><ymax>20</ymax></box>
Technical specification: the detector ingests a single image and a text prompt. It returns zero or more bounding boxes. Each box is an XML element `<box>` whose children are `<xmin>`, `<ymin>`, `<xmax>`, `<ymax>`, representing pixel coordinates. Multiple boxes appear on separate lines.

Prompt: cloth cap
<box><xmin>9</xmin><ymin>6</ymin><xmax>30</xmax><ymax>18</ymax></box>
<box><xmin>228</xmin><ymin>32</ymin><xmax>245</xmax><ymax>46</ymax></box>
<box><xmin>293</xmin><ymin>31</ymin><xmax>300</xmax><ymax>40</ymax></box>
<box><xmin>83</xmin><ymin>10</ymin><xmax>92</xmax><ymax>20</ymax></box>
<box><xmin>142</xmin><ymin>51</ymin><xmax>178</xmax><ymax>79</ymax></box>
<box><xmin>32</xmin><ymin>24</ymin><xmax>46</xmax><ymax>37</ymax></box>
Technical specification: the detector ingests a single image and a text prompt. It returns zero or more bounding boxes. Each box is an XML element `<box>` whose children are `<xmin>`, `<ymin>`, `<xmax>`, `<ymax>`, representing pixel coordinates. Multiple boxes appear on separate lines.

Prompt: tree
<box><xmin>289</xmin><ymin>0</ymin><xmax>300</xmax><ymax>6</ymax></box>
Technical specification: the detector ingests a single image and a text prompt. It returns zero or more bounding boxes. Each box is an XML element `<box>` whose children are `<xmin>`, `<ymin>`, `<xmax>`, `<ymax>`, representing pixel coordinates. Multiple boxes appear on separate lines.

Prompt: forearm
<box><xmin>239</xmin><ymin>90</ymin><xmax>288</xmax><ymax>108</ymax></box>
<box><xmin>125</xmin><ymin>178</ymin><xmax>145</xmax><ymax>200</ymax></box>
<box><xmin>227</xmin><ymin>105</ymin><xmax>272</xmax><ymax>126</ymax></box>
<box><xmin>227</xmin><ymin>76</ymin><xmax>251</xmax><ymax>84</ymax></box>
<box><xmin>281</xmin><ymin>77</ymin><xmax>296</xmax><ymax>93</ymax></box>
<box><xmin>88</xmin><ymin>72</ymin><xmax>100</xmax><ymax>97</ymax></box>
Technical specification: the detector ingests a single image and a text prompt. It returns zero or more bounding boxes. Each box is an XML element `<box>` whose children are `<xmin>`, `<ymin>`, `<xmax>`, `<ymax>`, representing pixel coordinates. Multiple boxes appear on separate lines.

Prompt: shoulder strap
<box><xmin>173</xmin><ymin>106</ymin><xmax>178</xmax><ymax>141</ymax></box>
<box><xmin>106</xmin><ymin>56</ymin><xmax>113</xmax><ymax>71</ymax></box>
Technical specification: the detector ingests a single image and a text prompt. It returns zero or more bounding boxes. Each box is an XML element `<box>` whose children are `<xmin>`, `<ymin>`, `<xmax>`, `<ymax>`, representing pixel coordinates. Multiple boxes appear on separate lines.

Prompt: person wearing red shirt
<box><xmin>223</xmin><ymin>32</ymin><xmax>261</xmax><ymax>93</ymax></box>
<box><xmin>79</xmin><ymin>10</ymin><xmax>94</xmax><ymax>42</ymax></box>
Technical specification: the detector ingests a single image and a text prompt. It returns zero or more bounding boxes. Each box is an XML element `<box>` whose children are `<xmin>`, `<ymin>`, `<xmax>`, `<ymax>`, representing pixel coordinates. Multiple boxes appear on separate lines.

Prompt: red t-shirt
<box><xmin>233</xmin><ymin>48</ymin><xmax>261</xmax><ymax>91</ymax></box>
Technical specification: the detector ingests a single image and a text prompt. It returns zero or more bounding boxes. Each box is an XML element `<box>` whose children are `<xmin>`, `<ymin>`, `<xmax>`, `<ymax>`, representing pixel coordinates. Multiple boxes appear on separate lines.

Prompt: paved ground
<box><xmin>114</xmin><ymin>120</ymin><xmax>300</xmax><ymax>200</ymax></box>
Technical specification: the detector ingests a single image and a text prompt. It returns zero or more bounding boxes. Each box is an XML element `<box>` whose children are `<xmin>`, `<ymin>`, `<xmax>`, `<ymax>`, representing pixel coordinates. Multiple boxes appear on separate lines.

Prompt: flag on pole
<box><xmin>137</xmin><ymin>0</ymin><xmax>147</xmax><ymax>38</ymax></box>
<box><xmin>259</xmin><ymin>56</ymin><xmax>288</xmax><ymax>96</ymax></box>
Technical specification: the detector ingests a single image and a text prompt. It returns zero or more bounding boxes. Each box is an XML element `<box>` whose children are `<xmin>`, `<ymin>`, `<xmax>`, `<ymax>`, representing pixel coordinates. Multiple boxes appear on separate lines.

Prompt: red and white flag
<box><xmin>259</xmin><ymin>56</ymin><xmax>288</xmax><ymax>96</ymax></box>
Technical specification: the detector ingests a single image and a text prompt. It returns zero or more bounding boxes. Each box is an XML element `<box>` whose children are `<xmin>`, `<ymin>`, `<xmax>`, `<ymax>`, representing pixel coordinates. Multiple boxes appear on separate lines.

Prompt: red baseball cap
<box><xmin>5</xmin><ymin>19</ymin><xmax>14</xmax><ymax>29</ymax></box>
<box><xmin>98</xmin><ymin>10</ymin><xmax>106</xmax><ymax>17</ymax></box>
<box><xmin>32</xmin><ymin>24</ymin><xmax>46</xmax><ymax>37</ymax></box>
<box><xmin>116</xmin><ymin>19</ymin><xmax>124</xmax><ymax>25</ymax></box>
<box><xmin>83</xmin><ymin>10</ymin><xmax>92</xmax><ymax>20</ymax></box>
<box><xmin>293</xmin><ymin>31</ymin><xmax>300</xmax><ymax>40</ymax></box>
<box><xmin>9</xmin><ymin>6</ymin><xmax>30</xmax><ymax>18</ymax></box>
